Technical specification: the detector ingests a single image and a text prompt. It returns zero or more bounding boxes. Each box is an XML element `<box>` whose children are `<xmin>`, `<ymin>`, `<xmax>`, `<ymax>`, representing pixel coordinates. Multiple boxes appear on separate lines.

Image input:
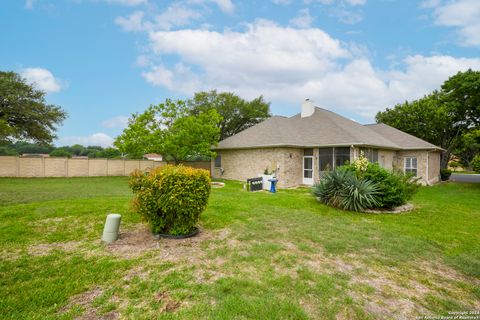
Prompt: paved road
<box><xmin>450</xmin><ymin>173</ymin><xmax>480</xmax><ymax>183</ymax></box>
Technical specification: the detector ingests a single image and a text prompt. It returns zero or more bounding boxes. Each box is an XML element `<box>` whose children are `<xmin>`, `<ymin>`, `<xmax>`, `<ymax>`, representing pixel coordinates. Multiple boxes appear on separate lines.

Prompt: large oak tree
<box><xmin>376</xmin><ymin>70</ymin><xmax>480</xmax><ymax>169</ymax></box>
<box><xmin>0</xmin><ymin>71</ymin><xmax>67</xmax><ymax>144</ymax></box>
<box><xmin>189</xmin><ymin>90</ymin><xmax>271</xmax><ymax>141</ymax></box>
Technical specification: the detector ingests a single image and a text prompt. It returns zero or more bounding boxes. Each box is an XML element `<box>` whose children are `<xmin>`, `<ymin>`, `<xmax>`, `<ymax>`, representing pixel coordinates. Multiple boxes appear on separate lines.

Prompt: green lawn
<box><xmin>0</xmin><ymin>177</ymin><xmax>479</xmax><ymax>319</ymax></box>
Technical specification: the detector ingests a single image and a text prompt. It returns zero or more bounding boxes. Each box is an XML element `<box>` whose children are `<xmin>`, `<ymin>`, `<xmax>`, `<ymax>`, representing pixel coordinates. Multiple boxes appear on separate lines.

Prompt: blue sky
<box><xmin>1</xmin><ymin>0</ymin><xmax>479</xmax><ymax>147</ymax></box>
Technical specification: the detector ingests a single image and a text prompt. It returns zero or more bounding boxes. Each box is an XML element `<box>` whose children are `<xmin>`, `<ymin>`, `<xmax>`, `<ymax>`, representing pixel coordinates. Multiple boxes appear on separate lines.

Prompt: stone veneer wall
<box><xmin>394</xmin><ymin>150</ymin><xmax>437</xmax><ymax>185</ymax></box>
<box><xmin>378</xmin><ymin>150</ymin><xmax>396</xmax><ymax>170</ymax></box>
<box><xmin>211</xmin><ymin>148</ymin><xmax>303</xmax><ymax>188</ymax></box>
<box><xmin>212</xmin><ymin>147</ymin><xmax>441</xmax><ymax>188</ymax></box>
<box><xmin>427</xmin><ymin>151</ymin><xmax>441</xmax><ymax>184</ymax></box>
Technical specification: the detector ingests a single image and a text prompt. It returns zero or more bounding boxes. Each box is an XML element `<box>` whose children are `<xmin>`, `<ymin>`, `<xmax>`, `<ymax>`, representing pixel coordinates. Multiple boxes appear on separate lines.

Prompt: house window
<box><xmin>214</xmin><ymin>155</ymin><xmax>221</xmax><ymax>168</ymax></box>
<box><xmin>304</xmin><ymin>148</ymin><xmax>313</xmax><ymax>156</ymax></box>
<box><xmin>319</xmin><ymin>147</ymin><xmax>333</xmax><ymax>171</ymax></box>
<box><xmin>404</xmin><ymin>157</ymin><xmax>417</xmax><ymax>176</ymax></box>
<box><xmin>360</xmin><ymin>148</ymin><xmax>379</xmax><ymax>163</ymax></box>
<box><xmin>334</xmin><ymin>147</ymin><xmax>350</xmax><ymax>168</ymax></box>
<box><xmin>319</xmin><ymin>147</ymin><xmax>351</xmax><ymax>171</ymax></box>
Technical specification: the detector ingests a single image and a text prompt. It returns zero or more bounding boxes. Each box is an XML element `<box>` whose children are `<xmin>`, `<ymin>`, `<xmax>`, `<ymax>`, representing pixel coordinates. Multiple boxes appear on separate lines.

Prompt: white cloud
<box><xmin>25</xmin><ymin>0</ymin><xmax>36</xmax><ymax>9</ymax></box>
<box><xmin>21</xmin><ymin>68</ymin><xmax>64</xmax><ymax>93</ymax></box>
<box><xmin>115</xmin><ymin>11</ymin><xmax>147</xmax><ymax>32</ymax></box>
<box><xmin>105</xmin><ymin>0</ymin><xmax>147</xmax><ymax>6</ymax></box>
<box><xmin>102</xmin><ymin>116</ymin><xmax>130</xmax><ymax>129</ymax></box>
<box><xmin>57</xmin><ymin>133</ymin><xmax>114</xmax><ymax>147</ymax></box>
<box><xmin>155</xmin><ymin>3</ymin><xmax>201</xmax><ymax>30</ymax></box>
<box><xmin>426</xmin><ymin>0</ymin><xmax>480</xmax><ymax>46</ymax></box>
<box><xmin>139</xmin><ymin>20</ymin><xmax>480</xmax><ymax>120</ymax></box>
<box><xmin>115</xmin><ymin>4</ymin><xmax>201</xmax><ymax>32</ymax></box>
<box><xmin>329</xmin><ymin>6</ymin><xmax>363</xmax><ymax>24</ymax></box>
<box><xmin>209</xmin><ymin>0</ymin><xmax>235</xmax><ymax>13</ymax></box>
<box><xmin>272</xmin><ymin>0</ymin><xmax>292</xmax><ymax>4</ymax></box>
<box><xmin>289</xmin><ymin>8</ymin><xmax>314</xmax><ymax>28</ymax></box>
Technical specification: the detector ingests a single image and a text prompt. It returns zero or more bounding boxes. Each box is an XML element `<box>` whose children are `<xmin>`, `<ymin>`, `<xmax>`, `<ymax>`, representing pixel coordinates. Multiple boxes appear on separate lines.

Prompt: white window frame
<box><xmin>404</xmin><ymin>157</ymin><xmax>417</xmax><ymax>176</ymax></box>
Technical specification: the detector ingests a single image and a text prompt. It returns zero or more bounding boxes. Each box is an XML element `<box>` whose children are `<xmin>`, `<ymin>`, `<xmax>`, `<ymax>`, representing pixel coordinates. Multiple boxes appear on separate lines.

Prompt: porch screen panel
<box><xmin>319</xmin><ymin>147</ymin><xmax>333</xmax><ymax>171</ymax></box>
<box><xmin>304</xmin><ymin>157</ymin><xmax>313</xmax><ymax>178</ymax></box>
<box><xmin>334</xmin><ymin>147</ymin><xmax>350</xmax><ymax>168</ymax></box>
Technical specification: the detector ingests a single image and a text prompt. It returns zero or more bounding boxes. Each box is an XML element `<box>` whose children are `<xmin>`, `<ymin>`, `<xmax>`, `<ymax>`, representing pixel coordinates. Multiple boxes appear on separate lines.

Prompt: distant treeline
<box><xmin>0</xmin><ymin>142</ymin><xmax>123</xmax><ymax>158</ymax></box>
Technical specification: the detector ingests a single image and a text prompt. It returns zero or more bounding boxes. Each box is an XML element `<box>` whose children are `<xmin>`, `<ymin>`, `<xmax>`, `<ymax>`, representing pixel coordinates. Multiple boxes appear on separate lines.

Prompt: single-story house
<box><xmin>211</xmin><ymin>99</ymin><xmax>442</xmax><ymax>188</ymax></box>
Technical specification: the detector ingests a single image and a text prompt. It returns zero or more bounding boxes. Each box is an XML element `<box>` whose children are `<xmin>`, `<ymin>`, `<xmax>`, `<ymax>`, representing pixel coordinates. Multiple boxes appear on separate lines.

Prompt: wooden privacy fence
<box><xmin>0</xmin><ymin>156</ymin><xmax>211</xmax><ymax>178</ymax></box>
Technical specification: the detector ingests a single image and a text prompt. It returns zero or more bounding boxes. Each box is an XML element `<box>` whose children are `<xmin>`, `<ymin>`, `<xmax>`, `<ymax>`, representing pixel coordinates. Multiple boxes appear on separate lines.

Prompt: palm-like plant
<box><xmin>313</xmin><ymin>169</ymin><xmax>380</xmax><ymax>212</ymax></box>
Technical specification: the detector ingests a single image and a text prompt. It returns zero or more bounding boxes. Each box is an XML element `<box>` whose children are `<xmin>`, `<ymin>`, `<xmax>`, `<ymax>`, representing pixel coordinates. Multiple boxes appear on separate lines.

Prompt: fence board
<box><xmin>0</xmin><ymin>157</ymin><xmax>211</xmax><ymax>177</ymax></box>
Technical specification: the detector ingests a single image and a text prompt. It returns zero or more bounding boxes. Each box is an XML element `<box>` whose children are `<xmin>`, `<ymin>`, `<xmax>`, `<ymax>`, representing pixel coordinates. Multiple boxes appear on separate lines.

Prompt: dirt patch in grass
<box><xmin>28</xmin><ymin>241</ymin><xmax>81</xmax><ymax>256</ymax></box>
<box><xmin>60</xmin><ymin>287</ymin><xmax>119</xmax><ymax>320</ymax></box>
<box><xmin>106</xmin><ymin>224</ymin><xmax>230</xmax><ymax>261</ymax></box>
<box><xmin>263</xmin><ymin>240</ymin><xmax>480</xmax><ymax>319</ymax></box>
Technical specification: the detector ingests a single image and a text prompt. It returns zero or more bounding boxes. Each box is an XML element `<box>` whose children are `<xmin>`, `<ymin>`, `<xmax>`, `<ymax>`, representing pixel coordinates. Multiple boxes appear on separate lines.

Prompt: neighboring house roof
<box><xmin>214</xmin><ymin>107</ymin><xmax>441</xmax><ymax>151</ymax></box>
<box><xmin>21</xmin><ymin>153</ymin><xmax>50</xmax><ymax>158</ymax></box>
<box><xmin>143</xmin><ymin>153</ymin><xmax>163</xmax><ymax>161</ymax></box>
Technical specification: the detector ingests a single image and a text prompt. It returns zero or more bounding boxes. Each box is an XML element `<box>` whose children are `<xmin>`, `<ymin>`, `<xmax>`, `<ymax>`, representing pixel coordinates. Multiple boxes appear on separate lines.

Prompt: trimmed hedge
<box><xmin>129</xmin><ymin>165</ymin><xmax>211</xmax><ymax>235</ymax></box>
<box><xmin>440</xmin><ymin>169</ymin><xmax>452</xmax><ymax>181</ymax></box>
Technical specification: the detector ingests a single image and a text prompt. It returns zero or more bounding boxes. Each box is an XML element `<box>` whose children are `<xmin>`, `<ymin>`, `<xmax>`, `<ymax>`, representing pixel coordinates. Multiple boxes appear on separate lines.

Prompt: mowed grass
<box><xmin>0</xmin><ymin>177</ymin><xmax>479</xmax><ymax>319</ymax></box>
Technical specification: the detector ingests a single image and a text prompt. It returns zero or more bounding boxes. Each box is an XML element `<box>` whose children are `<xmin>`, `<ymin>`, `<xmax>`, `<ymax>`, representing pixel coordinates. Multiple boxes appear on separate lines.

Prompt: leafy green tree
<box><xmin>97</xmin><ymin>147</ymin><xmax>122</xmax><ymax>159</ymax></box>
<box><xmin>114</xmin><ymin>99</ymin><xmax>221</xmax><ymax>162</ymax></box>
<box><xmin>50</xmin><ymin>148</ymin><xmax>72</xmax><ymax>158</ymax></box>
<box><xmin>376</xmin><ymin>70</ymin><xmax>480</xmax><ymax>168</ymax></box>
<box><xmin>69</xmin><ymin>144</ymin><xmax>85</xmax><ymax>156</ymax></box>
<box><xmin>454</xmin><ymin>128</ymin><xmax>480</xmax><ymax>169</ymax></box>
<box><xmin>0</xmin><ymin>71</ymin><xmax>67</xmax><ymax>144</ymax></box>
<box><xmin>472</xmin><ymin>154</ymin><xmax>480</xmax><ymax>173</ymax></box>
<box><xmin>189</xmin><ymin>90</ymin><xmax>270</xmax><ymax>140</ymax></box>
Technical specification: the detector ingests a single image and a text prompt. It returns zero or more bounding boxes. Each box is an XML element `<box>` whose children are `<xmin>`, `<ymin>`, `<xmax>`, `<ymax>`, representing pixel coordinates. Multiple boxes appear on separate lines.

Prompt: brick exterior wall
<box><xmin>212</xmin><ymin>148</ymin><xmax>303</xmax><ymax>188</ymax></box>
<box><xmin>213</xmin><ymin>147</ymin><xmax>441</xmax><ymax>188</ymax></box>
<box><xmin>393</xmin><ymin>150</ymin><xmax>440</xmax><ymax>185</ymax></box>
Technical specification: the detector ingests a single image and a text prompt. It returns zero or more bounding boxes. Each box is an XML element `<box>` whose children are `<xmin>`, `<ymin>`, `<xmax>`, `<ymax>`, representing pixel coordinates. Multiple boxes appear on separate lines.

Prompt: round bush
<box><xmin>440</xmin><ymin>169</ymin><xmax>452</xmax><ymax>181</ymax></box>
<box><xmin>129</xmin><ymin>165</ymin><xmax>211</xmax><ymax>235</ymax></box>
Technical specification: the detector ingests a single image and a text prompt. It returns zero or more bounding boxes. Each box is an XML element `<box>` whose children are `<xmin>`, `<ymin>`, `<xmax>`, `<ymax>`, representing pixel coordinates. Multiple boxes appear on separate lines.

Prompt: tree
<box><xmin>114</xmin><ymin>99</ymin><xmax>221</xmax><ymax>162</ymax></box>
<box><xmin>454</xmin><ymin>128</ymin><xmax>480</xmax><ymax>169</ymax></box>
<box><xmin>376</xmin><ymin>70</ymin><xmax>480</xmax><ymax>168</ymax></box>
<box><xmin>189</xmin><ymin>90</ymin><xmax>270</xmax><ymax>141</ymax></box>
<box><xmin>0</xmin><ymin>71</ymin><xmax>67</xmax><ymax>144</ymax></box>
<box><xmin>50</xmin><ymin>148</ymin><xmax>72</xmax><ymax>158</ymax></box>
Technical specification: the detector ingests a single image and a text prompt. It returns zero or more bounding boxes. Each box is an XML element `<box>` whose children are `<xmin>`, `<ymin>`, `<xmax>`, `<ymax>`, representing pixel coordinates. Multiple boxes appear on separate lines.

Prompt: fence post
<box><xmin>65</xmin><ymin>158</ymin><xmax>68</xmax><ymax>177</ymax></box>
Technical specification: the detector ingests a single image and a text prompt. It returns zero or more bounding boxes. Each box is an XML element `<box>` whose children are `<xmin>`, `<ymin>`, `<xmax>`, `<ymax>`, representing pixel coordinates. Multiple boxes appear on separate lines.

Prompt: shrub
<box><xmin>472</xmin><ymin>154</ymin><xmax>480</xmax><ymax>173</ymax></box>
<box><xmin>313</xmin><ymin>169</ymin><xmax>380</xmax><ymax>212</ymax></box>
<box><xmin>359</xmin><ymin>163</ymin><xmax>419</xmax><ymax>209</ymax></box>
<box><xmin>440</xmin><ymin>169</ymin><xmax>452</xmax><ymax>181</ymax></box>
<box><xmin>328</xmin><ymin>162</ymin><xmax>419</xmax><ymax>209</ymax></box>
<box><xmin>129</xmin><ymin>165</ymin><xmax>211</xmax><ymax>235</ymax></box>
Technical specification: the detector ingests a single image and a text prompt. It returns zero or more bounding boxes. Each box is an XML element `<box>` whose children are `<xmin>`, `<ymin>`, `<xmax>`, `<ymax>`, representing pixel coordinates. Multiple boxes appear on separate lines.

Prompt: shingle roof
<box><xmin>365</xmin><ymin>123</ymin><xmax>440</xmax><ymax>150</ymax></box>
<box><xmin>214</xmin><ymin>107</ymin><xmax>441</xmax><ymax>151</ymax></box>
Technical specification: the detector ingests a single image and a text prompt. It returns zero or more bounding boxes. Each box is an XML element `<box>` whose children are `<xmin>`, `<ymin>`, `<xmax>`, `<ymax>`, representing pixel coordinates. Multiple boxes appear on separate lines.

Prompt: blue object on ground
<box><xmin>268</xmin><ymin>178</ymin><xmax>278</xmax><ymax>193</ymax></box>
